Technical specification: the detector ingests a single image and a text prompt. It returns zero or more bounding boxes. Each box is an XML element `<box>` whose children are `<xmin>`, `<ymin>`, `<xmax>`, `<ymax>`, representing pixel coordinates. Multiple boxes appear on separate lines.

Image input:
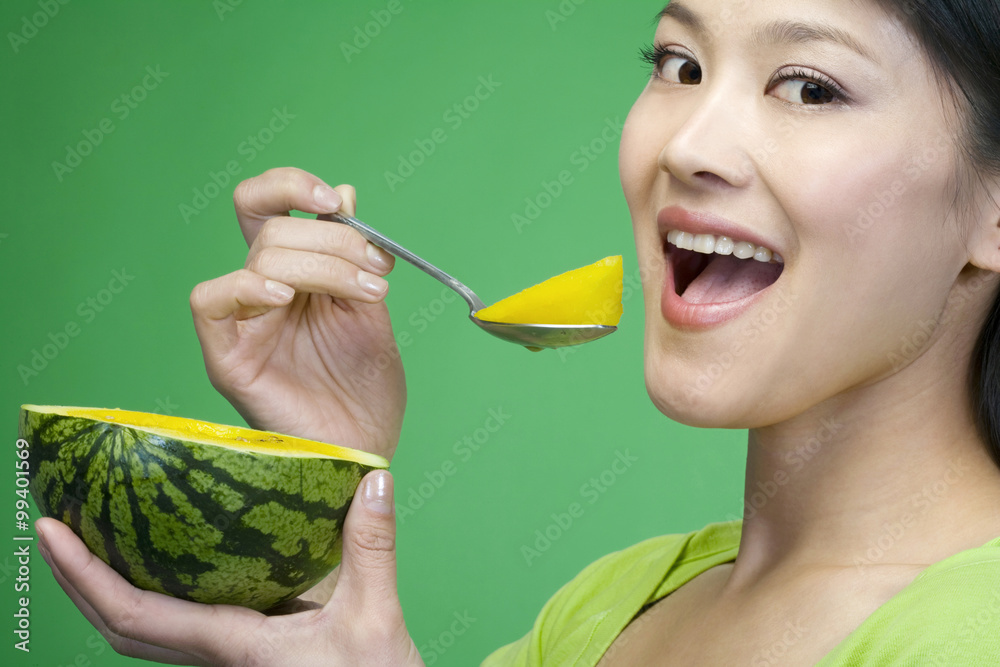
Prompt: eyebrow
<box><xmin>657</xmin><ymin>1</ymin><xmax>880</xmax><ymax>65</ymax></box>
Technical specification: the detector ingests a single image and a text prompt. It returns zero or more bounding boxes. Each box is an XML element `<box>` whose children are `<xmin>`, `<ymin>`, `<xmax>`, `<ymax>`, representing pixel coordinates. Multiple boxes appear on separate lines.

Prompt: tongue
<box><xmin>681</xmin><ymin>254</ymin><xmax>782</xmax><ymax>304</ymax></box>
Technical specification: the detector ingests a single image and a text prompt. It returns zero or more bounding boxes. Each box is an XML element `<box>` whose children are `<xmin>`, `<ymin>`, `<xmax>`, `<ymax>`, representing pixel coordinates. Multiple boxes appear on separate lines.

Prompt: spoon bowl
<box><xmin>471</xmin><ymin>320</ymin><xmax>616</xmax><ymax>352</ymax></box>
<box><xmin>329</xmin><ymin>212</ymin><xmax>617</xmax><ymax>350</ymax></box>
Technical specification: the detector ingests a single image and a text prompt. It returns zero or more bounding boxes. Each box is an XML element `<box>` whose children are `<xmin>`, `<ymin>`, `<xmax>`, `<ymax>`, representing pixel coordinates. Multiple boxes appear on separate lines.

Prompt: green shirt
<box><xmin>483</xmin><ymin>520</ymin><xmax>1000</xmax><ymax>665</ymax></box>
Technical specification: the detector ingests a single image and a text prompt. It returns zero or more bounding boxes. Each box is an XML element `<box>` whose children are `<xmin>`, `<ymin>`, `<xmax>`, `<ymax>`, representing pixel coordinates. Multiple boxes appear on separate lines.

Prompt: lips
<box><xmin>656</xmin><ymin>206</ymin><xmax>786</xmax><ymax>329</ymax></box>
<box><xmin>657</xmin><ymin>206</ymin><xmax>782</xmax><ymax>254</ymax></box>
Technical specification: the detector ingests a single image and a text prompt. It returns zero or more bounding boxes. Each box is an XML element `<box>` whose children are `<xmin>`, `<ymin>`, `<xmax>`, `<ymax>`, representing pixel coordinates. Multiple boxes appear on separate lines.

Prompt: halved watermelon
<box><xmin>20</xmin><ymin>405</ymin><xmax>387</xmax><ymax>611</ymax></box>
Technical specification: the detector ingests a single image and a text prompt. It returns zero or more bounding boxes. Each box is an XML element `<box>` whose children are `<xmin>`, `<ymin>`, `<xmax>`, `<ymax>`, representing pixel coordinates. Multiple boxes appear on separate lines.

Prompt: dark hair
<box><xmin>874</xmin><ymin>1</ymin><xmax>1000</xmax><ymax>468</ymax></box>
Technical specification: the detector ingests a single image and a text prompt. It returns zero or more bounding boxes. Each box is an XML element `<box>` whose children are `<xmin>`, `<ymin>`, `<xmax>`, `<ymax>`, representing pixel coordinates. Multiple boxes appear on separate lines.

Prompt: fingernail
<box><xmin>358</xmin><ymin>270</ymin><xmax>388</xmax><ymax>296</ymax></box>
<box><xmin>362</xmin><ymin>470</ymin><xmax>393</xmax><ymax>515</ymax></box>
<box><xmin>366</xmin><ymin>243</ymin><xmax>393</xmax><ymax>272</ymax></box>
<box><xmin>265</xmin><ymin>279</ymin><xmax>295</xmax><ymax>301</ymax></box>
<box><xmin>313</xmin><ymin>184</ymin><xmax>342</xmax><ymax>212</ymax></box>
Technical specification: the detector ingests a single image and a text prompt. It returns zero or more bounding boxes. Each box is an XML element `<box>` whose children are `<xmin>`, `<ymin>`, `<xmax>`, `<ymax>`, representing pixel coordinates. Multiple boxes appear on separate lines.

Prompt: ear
<box><xmin>966</xmin><ymin>177</ymin><xmax>1000</xmax><ymax>273</ymax></box>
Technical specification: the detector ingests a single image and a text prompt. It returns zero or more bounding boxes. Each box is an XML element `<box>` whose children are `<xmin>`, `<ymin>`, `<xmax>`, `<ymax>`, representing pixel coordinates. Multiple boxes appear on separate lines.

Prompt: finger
<box><xmin>190</xmin><ymin>269</ymin><xmax>293</xmax><ymax>363</ymax></box>
<box><xmin>233</xmin><ymin>167</ymin><xmax>347</xmax><ymax>247</ymax></box>
<box><xmin>190</xmin><ymin>269</ymin><xmax>293</xmax><ymax>369</ymax></box>
<box><xmin>36</xmin><ymin>518</ymin><xmax>261</xmax><ymax>665</ymax></box>
<box><xmin>328</xmin><ymin>470</ymin><xmax>400</xmax><ymax>616</ymax></box>
<box><xmin>332</xmin><ymin>183</ymin><xmax>357</xmax><ymax>217</ymax></box>
<box><xmin>247</xmin><ymin>216</ymin><xmax>394</xmax><ymax>277</ymax></box>
<box><xmin>246</xmin><ymin>247</ymin><xmax>389</xmax><ymax>303</ymax></box>
<box><xmin>36</xmin><ymin>525</ymin><xmax>199</xmax><ymax>665</ymax></box>
<box><xmin>45</xmin><ymin>552</ymin><xmax>201</xmax><ymax>665</ymax></box>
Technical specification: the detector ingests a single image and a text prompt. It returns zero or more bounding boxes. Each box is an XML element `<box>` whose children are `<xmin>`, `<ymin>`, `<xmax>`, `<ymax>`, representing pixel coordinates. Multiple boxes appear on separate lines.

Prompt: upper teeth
<box><xmin>666</xmin><ymin>230</ymin><xmax>783</xmax><ymax>264</ymax></box>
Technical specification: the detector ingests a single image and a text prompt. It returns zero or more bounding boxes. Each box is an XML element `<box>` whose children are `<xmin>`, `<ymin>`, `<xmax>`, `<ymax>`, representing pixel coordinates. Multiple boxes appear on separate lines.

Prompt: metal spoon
<box><xmin>328</xmin><ymin>213</ymin><xmax>617</xmax><ymax>351</ymax></box>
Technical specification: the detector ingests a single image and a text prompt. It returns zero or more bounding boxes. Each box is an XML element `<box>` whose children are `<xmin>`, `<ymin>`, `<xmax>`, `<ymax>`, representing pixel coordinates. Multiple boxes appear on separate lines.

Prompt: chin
<box><xmin>642</xmin><ymin>335</ymin><xmax>769</xmax><ymax>430</ymax></box>
<box><xmin>643</xmin><ymin>338</ymin><xmax>721</xmax><ymax>427</ymax></box>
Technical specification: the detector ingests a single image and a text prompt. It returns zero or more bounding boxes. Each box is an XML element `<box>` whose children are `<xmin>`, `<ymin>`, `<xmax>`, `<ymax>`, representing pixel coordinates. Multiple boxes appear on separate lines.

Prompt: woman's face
<box><xmin>621</xmin><ymin>0</ymin><xmax>984</xmax><ymax>427</ymax></box>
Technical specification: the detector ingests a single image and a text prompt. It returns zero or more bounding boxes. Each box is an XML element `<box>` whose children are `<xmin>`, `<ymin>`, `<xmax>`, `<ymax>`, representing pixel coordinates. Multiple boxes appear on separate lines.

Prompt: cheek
<box><xmin>770</xmin><ymin>127</ymin><xmax>964</xmax><ymax>387</ymax></box>
<box><xmin>619</xmin><ymin>95</ymin><xmax>662</xmax><ymax>214</ymax></box>
<box><xmin>773</xmin><ymin>120</ymin><xmax>956</xmax><ymax>252</ymax></box>
<box><xmin>784</xmin><ymin>126</ymin><xmax>960</xmax><ymax>289</ymax></box>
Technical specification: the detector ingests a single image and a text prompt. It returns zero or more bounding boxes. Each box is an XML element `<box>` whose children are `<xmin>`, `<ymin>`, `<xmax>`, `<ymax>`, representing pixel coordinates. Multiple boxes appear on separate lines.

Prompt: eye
<box><xmin>640</xmin><ymin>44</ymin><xmax>701</xmax><ymax>85</ymax></box>
<box><xmin>660</xmin><ymin>55</ymin><xmax>702</xmax><ymax>85</ymax></box>
<box><xmin>769</xmin><ymin>69</ymin><xmax>845</xmax><ymax>105</ymax></box>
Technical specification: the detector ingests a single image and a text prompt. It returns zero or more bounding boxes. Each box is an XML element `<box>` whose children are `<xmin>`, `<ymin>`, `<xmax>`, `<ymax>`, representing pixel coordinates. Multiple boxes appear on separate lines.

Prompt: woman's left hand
<box><xmin>34</xmin><ymin>470</ymin><xmax>423</xmax><ymax>666</ymax></box>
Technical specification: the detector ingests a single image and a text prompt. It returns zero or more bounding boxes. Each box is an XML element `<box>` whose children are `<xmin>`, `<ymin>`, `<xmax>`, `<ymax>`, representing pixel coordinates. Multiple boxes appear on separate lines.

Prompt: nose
<box><xmin>657</xmin><ymin>83</ymin><xmax>755</xmax><ymax>190</ymax></box>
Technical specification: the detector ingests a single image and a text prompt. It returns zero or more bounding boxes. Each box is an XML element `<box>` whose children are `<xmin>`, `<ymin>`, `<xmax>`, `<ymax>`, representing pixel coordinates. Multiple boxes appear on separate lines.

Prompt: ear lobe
<box><xmin>966</xmin><ymin>184</ymin><xmax>1000</xmax><ymax>273</ymax></box>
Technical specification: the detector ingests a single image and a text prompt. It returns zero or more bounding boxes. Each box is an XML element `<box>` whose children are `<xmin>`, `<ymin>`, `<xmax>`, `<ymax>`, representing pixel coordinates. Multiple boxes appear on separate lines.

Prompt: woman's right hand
<box><xmin>190</xmin><ymin>167</ymin><xmax>406</xmax><ymax>461</ymax></box>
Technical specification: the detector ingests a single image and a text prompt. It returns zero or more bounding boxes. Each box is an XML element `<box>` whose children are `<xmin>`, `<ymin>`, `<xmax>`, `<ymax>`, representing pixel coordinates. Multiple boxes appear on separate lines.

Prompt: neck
<box><xmin>728</xmin><ymin>328</ymin><xmax>1000</xmax><ymax>590</ymax></box>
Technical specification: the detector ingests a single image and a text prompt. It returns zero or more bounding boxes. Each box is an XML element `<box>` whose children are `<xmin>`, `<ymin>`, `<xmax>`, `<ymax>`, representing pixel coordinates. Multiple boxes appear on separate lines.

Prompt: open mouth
<box><xmin>666</xmin><ymin>232</ymin><xmax>784</xmax><ymax>305</ymax></box>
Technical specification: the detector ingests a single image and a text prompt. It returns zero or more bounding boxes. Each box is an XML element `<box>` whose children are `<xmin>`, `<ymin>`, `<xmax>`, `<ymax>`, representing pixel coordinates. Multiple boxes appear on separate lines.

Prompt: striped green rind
<box><xmin>20</xmin><ymin>407</ymin><xmax>384</xmax><ymax>611</ymax></box>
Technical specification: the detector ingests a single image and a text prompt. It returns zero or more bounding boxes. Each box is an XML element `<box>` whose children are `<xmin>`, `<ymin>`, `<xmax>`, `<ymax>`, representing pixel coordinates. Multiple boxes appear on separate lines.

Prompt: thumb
<box><xmin>330</xmin><ymin>470</ymin><xmax>399</xmax><ymax>613</ymax></box>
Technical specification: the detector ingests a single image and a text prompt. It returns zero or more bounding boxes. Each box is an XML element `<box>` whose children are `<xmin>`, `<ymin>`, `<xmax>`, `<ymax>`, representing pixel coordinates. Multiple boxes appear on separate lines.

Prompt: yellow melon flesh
<box><xmin>23</xmin><ymin>404</ymin><xmax>388</xmax><ymax>467</ymax></box>
<box><xmin>475</xmin><ymin>255</ymin><xmax>623</xmax><ymax>326</ymax></box>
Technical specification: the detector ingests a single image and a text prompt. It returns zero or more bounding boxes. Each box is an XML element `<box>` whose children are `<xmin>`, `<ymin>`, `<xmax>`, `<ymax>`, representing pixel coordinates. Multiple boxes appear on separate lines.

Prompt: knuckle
<box><xmin>272</xmin><ymin>167</ymin><xmax>312</xmax><ymax>201</ymax></box>
<box><xmin>203</xmin><ymin>611</ymin><xmax>258</xmax><ymax>667</ymax></box>
<box><xmin>324</xmin><ymin>223</ymin><xmax>367</xmax><ymax>258</ymax></box>
<box><xmin>232</xmin><ymin>177</ymin><xmax>258</xmax><ymax>212</ymax></box>
<box><xmin>255</xmin><ymin>217</ymin><xmax>283</xmax><ymax>249</ymax></box>
<box><xmin>349</xmin><ymin>521</ymin><xmax>396</xmax><ymax>558</ymax></box>
<box><xmin>105</xmin><ymin>590</ymin><xmax>145</xmax><ymax>640</ymax></box>
<box><xmin>189</xmin><ymin>280</ymin><xmax>212</xmax><ymax>312</ymax></box>
<box><xmin>248</xmin><ymin>246</ymin><xmax>281</xmax><ymax>276</ymax></box>
<box><xmin>233</xmin><ymin>268</ymin><xmax>260</xmax><ymax>297</ymax></box>
<box><xmin>323</xmin><ymin>256</ymin><xmax>353</xmax><ymax>287</ymax></box>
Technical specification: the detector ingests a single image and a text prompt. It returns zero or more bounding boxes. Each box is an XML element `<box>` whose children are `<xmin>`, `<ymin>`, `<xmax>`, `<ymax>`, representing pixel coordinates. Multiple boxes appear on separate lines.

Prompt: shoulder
<box><xmin>482</xmin><ymin>520</ymin><xmax>741</xmax><ymax>666</ymax></box>
<box><xmin>821</xmin><ymin>538</ymin><xmax>1000</xmax><ymax>665</ymax></box>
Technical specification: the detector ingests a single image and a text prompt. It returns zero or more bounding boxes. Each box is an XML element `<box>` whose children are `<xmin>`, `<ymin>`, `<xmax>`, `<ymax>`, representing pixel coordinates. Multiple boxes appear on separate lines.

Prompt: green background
<box><xmin>1</xmin><ymin>1</ymin><xmax>745</xmax><ymax>664</ymax></box>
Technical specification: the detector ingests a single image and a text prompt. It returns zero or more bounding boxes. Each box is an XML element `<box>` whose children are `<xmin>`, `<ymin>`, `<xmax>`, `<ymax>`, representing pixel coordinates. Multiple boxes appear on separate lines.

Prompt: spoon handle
<box><xmin>328</xmin><ymin>212</ymin><xmax>487</xmax><ymax>313</ymax></box>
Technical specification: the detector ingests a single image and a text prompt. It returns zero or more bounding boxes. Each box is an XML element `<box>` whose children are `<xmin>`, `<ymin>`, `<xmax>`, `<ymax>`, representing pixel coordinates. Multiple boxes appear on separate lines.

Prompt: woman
<box><xmin>34</xmin><ymin>0</ymin><xmax>1000</xmax><ymax>664</ymax></box>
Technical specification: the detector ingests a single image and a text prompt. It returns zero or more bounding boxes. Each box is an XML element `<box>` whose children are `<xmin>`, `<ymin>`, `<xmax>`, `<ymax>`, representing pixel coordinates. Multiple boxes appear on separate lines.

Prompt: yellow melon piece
<box><xmin>475</xmin><ymin>255</ymin><xmax>623</xmax><ymax>325</ymax></box>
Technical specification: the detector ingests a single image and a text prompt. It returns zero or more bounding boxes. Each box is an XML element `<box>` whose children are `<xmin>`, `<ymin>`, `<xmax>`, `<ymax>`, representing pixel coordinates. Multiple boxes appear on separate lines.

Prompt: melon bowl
<box><xmin>19</xmin><ymin>405</ymin><xmax>388</xmax><ymax>612</ymax></box>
